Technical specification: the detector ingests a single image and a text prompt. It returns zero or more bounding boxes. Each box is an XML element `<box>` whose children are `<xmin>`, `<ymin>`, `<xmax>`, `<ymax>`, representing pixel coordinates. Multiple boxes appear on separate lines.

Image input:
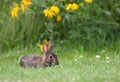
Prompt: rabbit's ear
<box><xmin>48</xmin><ymin>42</ymin><xmax>52</xmax><ymax>51</ymax></box>
<box><xmin>43</xmin><ymin>44</ymin><xmax>48</xmax><ymax>53</ymax></box>
<box><xmin>44</xmin><ymin>38</ymin><xmax>52</xmax><ymax>51</ymax></box>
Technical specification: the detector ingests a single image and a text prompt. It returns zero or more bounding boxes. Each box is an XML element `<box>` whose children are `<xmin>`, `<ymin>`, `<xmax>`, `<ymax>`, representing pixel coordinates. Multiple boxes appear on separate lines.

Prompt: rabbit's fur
<box><xmin>20</xmin><ymin>42</ymin><xmax>59</xmax><ymax>68</ymax></box>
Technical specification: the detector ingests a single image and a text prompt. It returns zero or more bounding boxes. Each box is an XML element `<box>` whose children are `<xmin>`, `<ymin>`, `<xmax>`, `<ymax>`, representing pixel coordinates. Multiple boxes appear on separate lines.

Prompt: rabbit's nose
<box><xmin>48</xmin><ymin>62</ymin><xmax>52</xmax><ymax>66</ymax></box>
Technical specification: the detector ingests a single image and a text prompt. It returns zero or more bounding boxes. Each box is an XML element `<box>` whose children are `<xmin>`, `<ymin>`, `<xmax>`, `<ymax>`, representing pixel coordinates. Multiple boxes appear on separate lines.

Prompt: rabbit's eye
<box><xmin>49</xmin><ymin>55</ymin><xmax>52</xmax><ymax>59</ymax></box>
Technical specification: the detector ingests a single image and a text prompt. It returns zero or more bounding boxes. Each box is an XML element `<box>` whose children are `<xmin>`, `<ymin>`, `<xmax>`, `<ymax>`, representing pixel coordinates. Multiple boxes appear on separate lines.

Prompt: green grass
<box><xmin>0</xmin><ymin>47</ymin><xmax>120</xmax><ymax>82</ymax></box>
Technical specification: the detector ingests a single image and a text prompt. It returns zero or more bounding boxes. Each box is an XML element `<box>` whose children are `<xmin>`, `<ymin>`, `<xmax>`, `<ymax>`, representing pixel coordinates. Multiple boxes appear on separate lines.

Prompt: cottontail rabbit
<box><xmin>20</xmin><ymin>41</ymin><xmax>59</xmax><ymax>68</ymax></box>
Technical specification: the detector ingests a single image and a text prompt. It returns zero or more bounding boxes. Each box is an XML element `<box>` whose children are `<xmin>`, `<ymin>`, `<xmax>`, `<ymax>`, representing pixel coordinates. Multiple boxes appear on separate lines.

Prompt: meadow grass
<box><xmin>0</xmin><ymin>46</ymin><xmax>120</xmax><ymax>82</ymax></box>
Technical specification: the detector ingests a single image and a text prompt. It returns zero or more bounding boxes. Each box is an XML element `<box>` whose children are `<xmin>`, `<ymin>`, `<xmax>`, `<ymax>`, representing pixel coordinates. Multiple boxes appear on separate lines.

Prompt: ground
<box><xmin>0</xmin><ymin>47</ymin><xmax>120</xmax><ymax>82</ymax></box>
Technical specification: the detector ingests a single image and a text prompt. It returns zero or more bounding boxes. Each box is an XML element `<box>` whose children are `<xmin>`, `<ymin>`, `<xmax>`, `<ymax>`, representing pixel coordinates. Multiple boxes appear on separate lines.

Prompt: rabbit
<box><xmin>20</xmin><ymin>42</ymin><xmax>59</xmax><ymax>68</ymax></box>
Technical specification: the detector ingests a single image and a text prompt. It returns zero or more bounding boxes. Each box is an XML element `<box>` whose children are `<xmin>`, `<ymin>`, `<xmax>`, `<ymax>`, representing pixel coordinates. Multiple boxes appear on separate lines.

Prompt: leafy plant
<box><xmin>0</xmin><ymin>0</ymin><xmax>120</xmax><ymax>51</ymax></box>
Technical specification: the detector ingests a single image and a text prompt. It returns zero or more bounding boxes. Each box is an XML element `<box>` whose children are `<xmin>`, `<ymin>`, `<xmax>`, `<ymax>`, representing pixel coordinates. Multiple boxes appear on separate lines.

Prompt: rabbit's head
<box><xmin>42</xmin><ymin>41</ymin><xmax>59</xmax><ymax>67</ymax></box>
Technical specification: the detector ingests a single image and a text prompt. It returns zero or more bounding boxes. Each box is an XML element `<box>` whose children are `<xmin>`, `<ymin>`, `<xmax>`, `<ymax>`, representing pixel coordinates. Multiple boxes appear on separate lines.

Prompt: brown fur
<box><xmin>20</xmin><ymin>42</ymin><xmax>59</xmax><ymax>68</ymax></box>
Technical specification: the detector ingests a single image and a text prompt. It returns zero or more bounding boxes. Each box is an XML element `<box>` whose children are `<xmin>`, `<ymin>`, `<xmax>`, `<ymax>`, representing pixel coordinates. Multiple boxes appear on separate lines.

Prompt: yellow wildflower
<box><xmin>44</xmin><ymin>39</ymin><xmax>50</xmax><ymax>45</ymax></box>
<box><xmin>85</xmin><ymin>0</ymin><xmax>92</xmax><ymax>3</ymax></box>
<box><xmin>66</xmin><ymin>2</ymin><xmax>79</xmax><ymax>11</ymax></box>
<box><xmin>37</xmin><ymin>43</ymin><xmax>43</xmax><ymax>52</ymax></box>
<box><xmin>21</xmin><ymin>0</ymin><xmax>32</xmax><ymax>13</ymax></box>
<box><xmin>50</xmin><ymin>5</ymin><xmax>60</xmax><ymax>14</ymax></box>
<box><xmin>56</xmin><ymin>15</ymin><xmax>62</xmax><ymax>22</ymax></box>
<box><xmin>21</xmin><ymin>0</ymin><xmax>32</xmax><ymax>5</ymax></box>
<box><xmin>10</xmin><ymin>2</ymin><xmax>19</xmax><ymax>18</ymax></box>
<box><xmin>43</xmin><ymin>8</ymin><xmax>55</xmax><ymax>18</ymax></box>
<box><xmin>66</xmin><ymin>3</ymin><xmax>72</xmax><ymax>11</ymax></box>
<box><xmin>21</xmin><ymin>3</ymin><xmax>26</xmax><ymax>13</ymax></box>
<box><xmin>43</xmin><ymin>5</ymin><xmax>60</xmax><ymax>18</ymax></box>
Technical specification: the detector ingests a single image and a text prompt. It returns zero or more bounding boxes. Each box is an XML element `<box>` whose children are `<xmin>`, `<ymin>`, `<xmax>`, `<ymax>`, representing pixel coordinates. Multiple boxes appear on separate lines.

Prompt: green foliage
<box><xmin>0</xmin><ymin>0</ymin><xmax>120</xmax><ymax>51</ymax></box>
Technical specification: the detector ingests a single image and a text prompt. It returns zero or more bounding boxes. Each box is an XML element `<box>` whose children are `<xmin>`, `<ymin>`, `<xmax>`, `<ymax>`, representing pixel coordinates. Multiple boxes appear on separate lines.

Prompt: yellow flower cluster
<box><xmin>50</xmin><ymin>5</ymin><xmax>60</xmax><ymax>14</ymax></box>
<box><xmin>21</xmin><ymin>0</ymin><xmax>32</xmax><ymax>13</ymax></box>
<box><xmin>10</xmin><ymin>0</ymin><xmax>92</xmax><ymax>20</ymax></box>
<box><xmin>37</xmin><ymin>43</ymin><xmax>43</xmax><ymax>52</ymax></box>
<box><xmin>85</xmin><ymin>0</ymin><xmax>92</xmax><ymax>4</ymax></box>
<box><xmin>10</xmin><ymin>0</ymin><xmax>32</xmax><ymax>18</ymax></box>
<box><xmin>43</xmin><ymin>8</ymin><xmax>55</xmax><ymax>18</ymax></box>
<box><xmin>44</xmin><ymin>39</ymin><xmax>51</xmax><ymax>45</ymax></box>
<box><xmin>66</xmin><ymin>2</ymin><xmax>79</xmax><ymax>11</ymax></box>
<box><xmin>10</xmin><ymin>2</ymin><xmax>19</xmax><ymax>18</ymax></box>
<box><xmin>43</xmin><ymin>5</ymin><xmax>60</xmax><ymax>18</ymax></box>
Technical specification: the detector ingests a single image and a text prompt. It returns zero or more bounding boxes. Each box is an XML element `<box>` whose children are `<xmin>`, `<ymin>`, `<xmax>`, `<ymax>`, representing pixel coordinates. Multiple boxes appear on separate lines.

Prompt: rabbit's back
<box><xmin>20</xmin><ymin>54</ymin><xmax>42</xmax><ymax>67</ymax></box>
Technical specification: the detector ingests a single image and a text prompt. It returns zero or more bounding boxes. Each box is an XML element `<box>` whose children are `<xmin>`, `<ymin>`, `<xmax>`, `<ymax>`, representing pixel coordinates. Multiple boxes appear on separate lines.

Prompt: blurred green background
<box><xmin>0</xmin><ymin>0</ymin><xmax>120</xmax><ymax>52</ymax></box>
<box><xmin>0</xmin><ymin>1</ymin><xmax>120</xmax><ymax>81</ymax></box>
